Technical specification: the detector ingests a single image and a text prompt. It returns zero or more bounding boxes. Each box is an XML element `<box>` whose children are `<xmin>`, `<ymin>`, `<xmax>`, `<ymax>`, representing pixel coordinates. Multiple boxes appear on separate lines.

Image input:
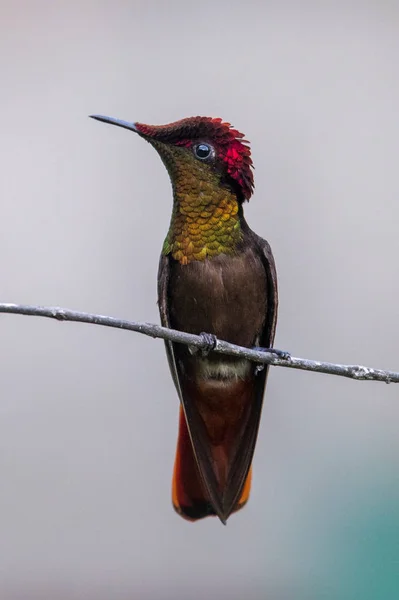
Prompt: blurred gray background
<box><xmin>1</xmin><ymin>2</ymin><xmax>398</xmax><ymax>599</ymax></box>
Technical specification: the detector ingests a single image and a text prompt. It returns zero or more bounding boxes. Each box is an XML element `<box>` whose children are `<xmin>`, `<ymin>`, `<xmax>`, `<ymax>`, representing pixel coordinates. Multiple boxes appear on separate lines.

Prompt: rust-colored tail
<box><xmin>172</xmin><ymin>406</ymin><xmax>252</xmax><ymax>521</ymax></box>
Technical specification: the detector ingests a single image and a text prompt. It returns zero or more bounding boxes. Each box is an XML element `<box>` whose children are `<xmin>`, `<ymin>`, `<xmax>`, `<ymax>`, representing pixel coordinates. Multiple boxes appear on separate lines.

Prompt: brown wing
<box><xmin>157</xmin><ymin>254</ymin><xmax>182</xmax><ymax>398</ymax></box>
<box><xmin>220</xmin><ymin>229</ymin><xmax>278</xmax><ymax>515</ymax></box>
<box><xmin>158</xmin><ymin>254</ymin><xmax>228</xmax><ymax>520</ymax></box>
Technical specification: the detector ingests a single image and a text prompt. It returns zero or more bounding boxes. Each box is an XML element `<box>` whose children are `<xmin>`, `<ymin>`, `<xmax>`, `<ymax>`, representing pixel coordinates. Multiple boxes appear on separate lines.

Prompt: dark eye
<box><xmin>193</xmin><ymin>143</ymin><xmax>214</xmax><ymax>161</ymax></box>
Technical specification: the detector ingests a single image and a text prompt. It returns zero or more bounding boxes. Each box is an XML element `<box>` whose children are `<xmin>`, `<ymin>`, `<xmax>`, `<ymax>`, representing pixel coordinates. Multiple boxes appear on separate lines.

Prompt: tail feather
<box><xmin>172</xmin><ymin>406</ymin><xmax>252</xmax><ymax>521</ymax></box>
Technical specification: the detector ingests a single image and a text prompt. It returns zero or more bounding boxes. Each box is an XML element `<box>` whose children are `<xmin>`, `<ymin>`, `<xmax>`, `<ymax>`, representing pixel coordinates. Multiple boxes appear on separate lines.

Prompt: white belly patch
<box><xmin>196</xmin><ymin>358</ymin><xmax>251</xmax><ymax>381</ymax></box>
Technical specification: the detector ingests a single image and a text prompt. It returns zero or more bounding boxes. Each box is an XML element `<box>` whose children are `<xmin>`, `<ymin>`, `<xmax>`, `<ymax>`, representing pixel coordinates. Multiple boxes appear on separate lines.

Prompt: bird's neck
<box><xmin>162</xmin><ymin>185</ymin><xmax>242</xmax><ymax>265</ymax></box>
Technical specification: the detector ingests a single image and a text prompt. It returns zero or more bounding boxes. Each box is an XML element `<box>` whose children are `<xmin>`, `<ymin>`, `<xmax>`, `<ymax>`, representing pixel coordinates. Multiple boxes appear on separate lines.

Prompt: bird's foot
<box><xmin>199</xmin><ymin>332</ymin><xmax>218</xmax><ymax>356</ymax></box>
<box><xmin>253</xmin><ymin>346</ymin><xmax>291</xmax><ymax>374</ymax></box>
<box><xmin>188</xmin><ymin>332</ymin><xmax>218</xmax><ymax>357</ymax></box>
<box><xmin>253</xmin><ymin>346</ymin><xmax>291</xmax><ymax>360</ymax></box>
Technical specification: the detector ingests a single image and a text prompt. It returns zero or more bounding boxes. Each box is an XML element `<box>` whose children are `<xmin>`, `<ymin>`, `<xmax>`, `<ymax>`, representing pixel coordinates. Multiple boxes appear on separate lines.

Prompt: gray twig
<box><xmin>0</xmin><ymin>302</ymin><xmax>397</xmax><ymax>384</ymax></box>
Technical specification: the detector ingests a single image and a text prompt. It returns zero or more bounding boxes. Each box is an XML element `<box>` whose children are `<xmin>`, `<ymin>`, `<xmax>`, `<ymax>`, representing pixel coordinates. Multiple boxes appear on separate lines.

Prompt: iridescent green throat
<box><xmin>158</xmin><ymin>145</ymin><xmax>242</xmax><ymax>265</ymax></box>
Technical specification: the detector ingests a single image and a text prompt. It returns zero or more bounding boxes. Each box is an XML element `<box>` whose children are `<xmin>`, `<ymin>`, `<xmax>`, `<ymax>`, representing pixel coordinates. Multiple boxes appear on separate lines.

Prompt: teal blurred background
<box><xmin>0</xmin><ymin>1</ymin><xmax>398</xmax><ymax>598</ymax></box>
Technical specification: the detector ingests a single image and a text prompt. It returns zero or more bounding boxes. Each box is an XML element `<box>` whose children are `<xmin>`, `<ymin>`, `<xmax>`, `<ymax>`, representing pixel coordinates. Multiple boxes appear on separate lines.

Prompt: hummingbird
<box><xmin>90</xmin><ymin>114</ymin><xmax>280</xmax><ymax>524</ymax></box>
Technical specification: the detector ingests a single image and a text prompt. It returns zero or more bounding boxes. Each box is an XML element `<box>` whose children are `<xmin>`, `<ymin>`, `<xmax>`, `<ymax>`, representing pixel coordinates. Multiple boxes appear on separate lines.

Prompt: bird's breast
<box><xmin>168</xmin><ymin>247</ymin><xmax>267</xmax><ymax>349</ymax></box>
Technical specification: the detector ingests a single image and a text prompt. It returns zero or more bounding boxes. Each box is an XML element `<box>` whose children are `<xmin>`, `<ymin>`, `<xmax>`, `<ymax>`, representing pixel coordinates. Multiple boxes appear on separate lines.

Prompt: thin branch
<box><xmin>0</xmin><ymin>302</ymin><xmax>397</xmax><ymax>384</ymax></box>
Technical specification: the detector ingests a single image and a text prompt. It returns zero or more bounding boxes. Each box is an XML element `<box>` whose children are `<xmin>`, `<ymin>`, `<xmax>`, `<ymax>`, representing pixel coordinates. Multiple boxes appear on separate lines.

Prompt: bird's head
<box><xmin>90</xmin><ymin>115</ymin><xmax>254</xmax><ymax>202</ymax></box>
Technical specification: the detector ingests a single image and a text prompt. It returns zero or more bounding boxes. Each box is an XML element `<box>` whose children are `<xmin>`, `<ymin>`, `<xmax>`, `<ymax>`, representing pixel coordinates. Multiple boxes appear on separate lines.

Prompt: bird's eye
<box><xmin>193</xmin><ymin>143</ymin><xmax>214</xmax><ymax>161</ymax></box>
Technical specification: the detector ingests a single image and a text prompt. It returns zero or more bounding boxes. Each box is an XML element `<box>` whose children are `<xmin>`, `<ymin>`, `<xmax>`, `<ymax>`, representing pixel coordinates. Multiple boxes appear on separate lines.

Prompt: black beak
<box><xmin>89</xmin><ymin>114</ymin><xmax>139</xmax><ymax>133</ymax></box>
